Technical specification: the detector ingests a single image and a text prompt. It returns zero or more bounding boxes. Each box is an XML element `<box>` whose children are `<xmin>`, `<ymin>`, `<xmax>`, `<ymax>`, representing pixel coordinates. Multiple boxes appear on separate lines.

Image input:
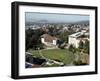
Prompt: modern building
<box><xmin>68</xmin><ymin>31</ymin><xmax>89</xmax><ymax>48</ymax></box>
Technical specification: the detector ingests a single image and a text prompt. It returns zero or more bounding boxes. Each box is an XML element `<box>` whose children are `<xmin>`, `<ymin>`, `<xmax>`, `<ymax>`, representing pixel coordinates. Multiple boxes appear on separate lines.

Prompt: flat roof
<box><xmin>69</xmin><ymin>32</ymin><xmax>83</xmax><ymax>38</ymax></box>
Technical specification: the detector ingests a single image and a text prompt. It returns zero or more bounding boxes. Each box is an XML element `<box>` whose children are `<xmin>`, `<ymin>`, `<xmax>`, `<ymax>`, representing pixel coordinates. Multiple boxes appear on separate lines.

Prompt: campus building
<box><xmin>68</xmin><ymin>31</ymin><xmax>89</xmax><ymax>48</ymax></box>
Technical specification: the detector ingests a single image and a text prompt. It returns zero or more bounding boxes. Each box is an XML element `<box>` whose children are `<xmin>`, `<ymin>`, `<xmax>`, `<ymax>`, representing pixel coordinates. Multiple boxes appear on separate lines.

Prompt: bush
<box><xmin>58</xmin><ymin>43</ymin><xmax>66</xmax><ymax>49</ymax></box>
<box><xmin>68</xmin><ymin>44</ymin><xmax>76</xmax><ymax>53</ymax></box>
<box><xmin>73</xmin><ymin>60</ymin><xmax>87</xmax><ymax>65</ymax></box>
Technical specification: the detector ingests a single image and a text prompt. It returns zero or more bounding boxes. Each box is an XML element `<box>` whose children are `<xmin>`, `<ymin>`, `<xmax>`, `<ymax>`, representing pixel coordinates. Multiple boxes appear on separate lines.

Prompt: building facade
<box><xmin>68</xmin><ymin>31</ymin><xmax>89</xmax><ymax>48</ymax></box>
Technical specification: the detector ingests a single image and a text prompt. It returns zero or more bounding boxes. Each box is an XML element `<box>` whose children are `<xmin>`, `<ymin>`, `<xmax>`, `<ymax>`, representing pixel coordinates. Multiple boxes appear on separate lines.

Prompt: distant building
<box><xmin>68</xmin><ymin>31</ymin><xmax>89</xmax><ymax>48</ymax></box>
<box><xmin>41</xmin><ymin>34</ymin><xmax>59</xmax><ymax>47</ymax></box>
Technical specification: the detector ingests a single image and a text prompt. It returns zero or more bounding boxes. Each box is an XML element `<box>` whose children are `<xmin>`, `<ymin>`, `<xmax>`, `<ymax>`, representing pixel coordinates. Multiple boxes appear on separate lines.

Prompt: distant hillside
<box><xmin>74</xmin><ymin>20</ymin><xmax>89</xmax><ymax>24</ymax></box>
<box><xmin>25</xmin><ymin>20</ymin><xmax>89</xmax><ymax>26</ymax></box>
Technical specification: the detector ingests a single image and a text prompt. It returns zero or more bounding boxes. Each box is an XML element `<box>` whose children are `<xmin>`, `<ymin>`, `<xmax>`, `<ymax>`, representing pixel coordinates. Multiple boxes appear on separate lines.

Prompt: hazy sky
<box><xmin>25</xmin><ymin>12</ymin><xmax>89</xmax><ymax>23</ymax></box>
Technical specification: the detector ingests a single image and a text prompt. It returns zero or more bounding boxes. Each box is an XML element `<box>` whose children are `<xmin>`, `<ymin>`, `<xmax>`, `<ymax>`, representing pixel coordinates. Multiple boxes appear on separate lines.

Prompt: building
<box><xmin>41</xmin><ymin>34</ymin><xmax>59</xmax><ymax>47</ymax></box>
<box><xmin>68</xmin><ymin>31</ymin><xmax>89</xmax><ymax>48</ymax></box>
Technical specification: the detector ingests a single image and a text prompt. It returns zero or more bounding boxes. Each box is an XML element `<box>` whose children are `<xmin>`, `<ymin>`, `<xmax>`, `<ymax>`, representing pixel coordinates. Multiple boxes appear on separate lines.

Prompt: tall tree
<box><xmin>78</xmin><ymin>41</ymin><xmax>84</xmax><ymax>49</ymax></box>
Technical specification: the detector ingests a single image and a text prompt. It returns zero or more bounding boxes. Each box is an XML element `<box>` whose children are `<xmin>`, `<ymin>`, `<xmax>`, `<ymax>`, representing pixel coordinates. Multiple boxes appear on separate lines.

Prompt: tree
<box><xmin>78</xmin><ymin>41</ymin><xmax>84</xmax><ymax>49</ymax></box>
<box><xmin>69</xmin><ymin>44</ymin><xmax>76</xmax><ymax>53</ymax></box>
<box><xmin>78</xmin><ymin>40</ymin><xmax>89</xmax><ymax>54</ymax></box>
<box><xmin>25</xmin><ymin>28</ymin><xmax>45</xmax><ymax>51</ymax></box>
<box><xmin>83</xmin><ymin>40</ymin><xmax>89</xmax><ymax>54</ymax></box>
<box><xmin>58</xmin><ymin>43</ymin><xmax>66</xmax><ymax>49</ymax></box>
<box><xmin>59</xmin><ymin>31</ymin><xmax>69</xmax><ymax>43</ymax></box>
<box><xmin>48</xmin><ymin>27</ymin><xmax>55</xmax><ymax>36</ymax></box>
<box><xmin>73</xmin><ymin>60</ymin><xmax>87</xmax><ymax>65</ymax></box>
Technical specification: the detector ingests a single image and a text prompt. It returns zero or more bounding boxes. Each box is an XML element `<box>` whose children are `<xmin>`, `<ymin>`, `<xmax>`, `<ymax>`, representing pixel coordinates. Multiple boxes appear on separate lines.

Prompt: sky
<box><xmin>25</xmin><ymin>12</ymin><xmax>89</xmax><ymax>23</ymax></box>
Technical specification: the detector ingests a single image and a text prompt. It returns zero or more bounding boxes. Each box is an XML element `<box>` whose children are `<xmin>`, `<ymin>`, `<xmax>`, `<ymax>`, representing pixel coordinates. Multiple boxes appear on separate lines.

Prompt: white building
<box><xmin>41</xmin><ymin>34</ymin><xmax>59</xmax><ymax>47</ymax></box>
<box><xmin>68</xmin><ymin>31</ymin><xmax>89</xmax><ymax>48</ymax></box>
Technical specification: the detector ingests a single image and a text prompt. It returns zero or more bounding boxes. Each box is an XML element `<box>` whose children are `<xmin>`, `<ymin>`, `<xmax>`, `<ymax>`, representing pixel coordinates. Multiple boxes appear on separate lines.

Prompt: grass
<box><xmin>42</xmin><ymin>49</ymin><xmax>74</xmax><ymax>64</ymax></box>
<box><xmin>28</xmin><ymin>49</ymin><xmax>75</xmax><ymax>65</ymax></box>
<box><xmin>27</xmin><ymin>49</ymin><xmax>41</xmax><ymax>58</ymax></box>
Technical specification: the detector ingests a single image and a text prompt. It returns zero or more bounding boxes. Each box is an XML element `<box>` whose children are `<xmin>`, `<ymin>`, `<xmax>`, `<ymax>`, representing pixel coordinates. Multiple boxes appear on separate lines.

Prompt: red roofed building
<box><xmin>41</xmin><ymin>34</ymin><xmax>59</xmax><ymax>47</ymax></box>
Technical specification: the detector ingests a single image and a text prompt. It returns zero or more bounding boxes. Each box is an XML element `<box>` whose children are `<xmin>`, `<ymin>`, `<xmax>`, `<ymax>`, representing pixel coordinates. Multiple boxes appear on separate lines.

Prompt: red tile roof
<box><xmin>41</xmin><ymin>34</ymin><xmax>58</xmax><ymax>43</ymax></box>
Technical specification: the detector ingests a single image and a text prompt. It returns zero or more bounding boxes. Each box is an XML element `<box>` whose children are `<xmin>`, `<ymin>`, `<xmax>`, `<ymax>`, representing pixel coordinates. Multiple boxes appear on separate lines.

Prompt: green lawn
<box><xmin>42</xmin><ymin>49</ymin><xmax>74</xmax><ymax>64</ymax></box>
<box><xmin>28</xmin><ymin>49</ymin><xmax>75</xmax><ymax>65</ymax></box>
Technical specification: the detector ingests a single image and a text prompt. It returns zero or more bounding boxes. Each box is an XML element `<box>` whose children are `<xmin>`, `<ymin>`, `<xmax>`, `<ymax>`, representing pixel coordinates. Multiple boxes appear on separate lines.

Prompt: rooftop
<box><xmin>41</xmin><ymin>34</ymin><xmax>59</xmax><ymax>43</ymax></box>
<box><xmin>69</xmin><ymin>32</ymin><xmax>83</xmax><ymax>38</ymax></box>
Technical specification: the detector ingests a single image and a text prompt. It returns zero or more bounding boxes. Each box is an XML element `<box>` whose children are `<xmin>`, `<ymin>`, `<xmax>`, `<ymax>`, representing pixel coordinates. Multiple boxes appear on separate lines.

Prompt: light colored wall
<box><xmin>41</xmin><ymin>38</ymin><xmax>54</xmax><ymax>46</ymax></box>
<box><xmin>69</xmin><ymin>36</ymin><xmax>79</xmax><ymax>48</ymax></box>
<box><xmin>41</xmin><ymin>38</ymin><xmax>57</xmax><ymax>46</ymax></box>
<box><xmin>41</xmin><ymin>38</ymin><xmax>45</xmax><ymax>43</ymax></box>
<box><xmin>53</xmin><ymin>40</ymin><xmax>57</xmax><ymax>45</ymax></box>
<box><xmin>41</xmin><ymin>38</ymin><xmax>48</xmax><ymax>46</ymax></box>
